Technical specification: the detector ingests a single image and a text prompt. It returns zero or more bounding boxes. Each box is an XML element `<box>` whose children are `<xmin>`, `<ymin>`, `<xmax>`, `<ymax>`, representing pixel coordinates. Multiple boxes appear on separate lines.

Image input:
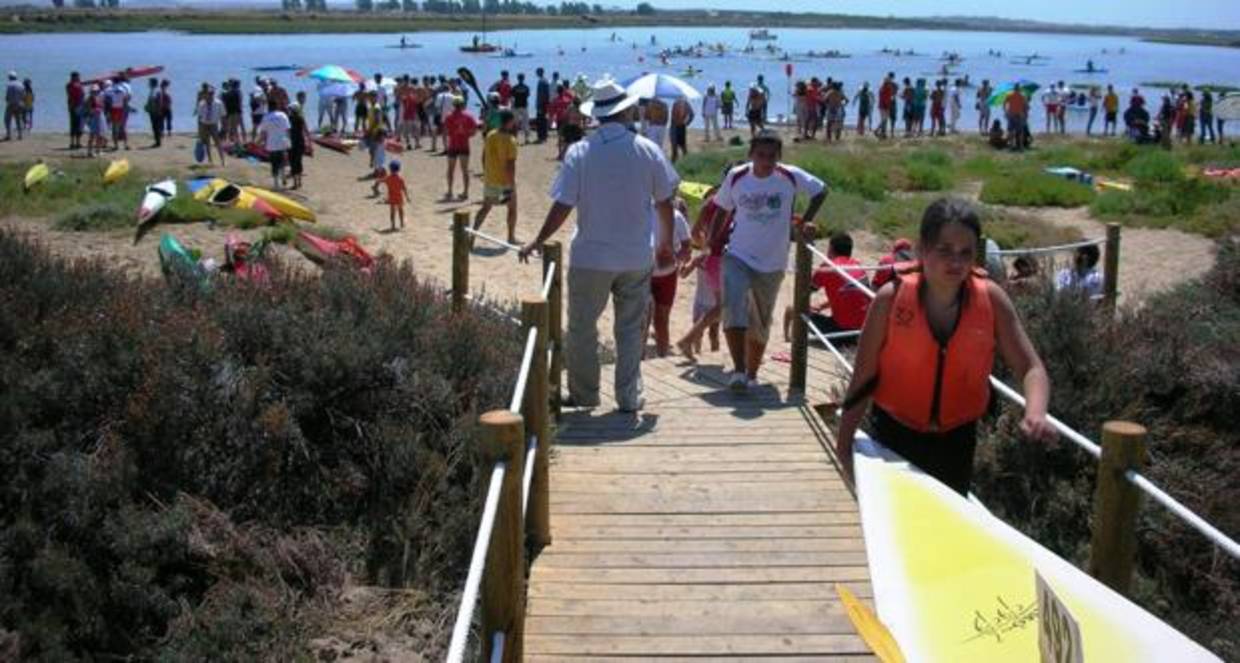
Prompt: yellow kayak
<box><xmin>242</xmin><ymin>186</ymin><xmax>316</xmax><ymax>222</ymax></box>
<box><xmin>24</xmin><ymin>163</ymin><xmax>49</xmax><ymax>191</ymax></box>
<box><xmin>678</xmin><ymin>180</ymin><xmax>714</xmax><ymax>203</ymax></box>
<box><xmin>853</xmin><ymin>435</ymin><xmax>1219</xmax><ymax>663</ymax></box>
<box><xmin>103</xmin><ymin>158</ymin><xmax>130</xmax><ymax>185</ymax></box>
<box><xmin>188</xmin><ymin>177</ymin><xmax>280</xmax><ymax>220</ymax></box>
<box><xmin>1095</xmin><ymin>177</ymin><xmax>1133</xmax><ymax>193</ymax></box>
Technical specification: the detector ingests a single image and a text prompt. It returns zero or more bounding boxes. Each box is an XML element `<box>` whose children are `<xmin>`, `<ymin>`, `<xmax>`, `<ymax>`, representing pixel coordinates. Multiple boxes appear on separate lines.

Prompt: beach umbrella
<box><xmin>623</xmin><ymin>73</ymin><xmax>702</xmax><ymax>101</ymax></box>
<box><xmin>988</xmin><ymin>80</ymin><xmax>1040</xmax><ymax>107</ymax></box>
<box><xmin>298</xmin><ymin>65</ymin><xmax>365</xmax><ymax>84</ymax></box>
<box><xmin>1215</xmin><ymin>94</ymin><xmax>1240</xmax><ymax>122</ymax></box>
<box><xmin>316</xmin><ymin>81</ymin><xmax>356</xmax><ymax>100</ymax></box>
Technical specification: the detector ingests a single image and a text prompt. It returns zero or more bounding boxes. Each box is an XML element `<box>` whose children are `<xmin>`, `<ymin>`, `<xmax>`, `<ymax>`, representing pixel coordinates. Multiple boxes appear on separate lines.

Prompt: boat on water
<box><xmin>748</xmin><ymin>28</ymin><xmax>777</xmax><ymax>41</ymax></box>
<box><xmin>459</xmin><ymin>9</ymin><xmax>499</xmax><ymax>53</ymax></box>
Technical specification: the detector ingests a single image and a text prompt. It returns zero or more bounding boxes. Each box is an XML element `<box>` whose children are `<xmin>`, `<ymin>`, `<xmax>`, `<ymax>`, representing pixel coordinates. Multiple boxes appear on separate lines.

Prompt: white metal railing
<box><xmin>445</xmin><ymin>462</ymin><xmax>508</xmax><ymax>663</ymax></box>
<box><xmin>510</xmin><ymin>328</ymin><xmax>538</xmax><ymax>413</ymax></box>
<box><xmin>464</xmin><ymin>226</ymin><xmax>522</xmax><ymax>252</ymax></box>
<box><xmin>801</xmin><ymin>245</ymin><xmax>1240</xmax><ymax>560</ymax></box>
<box><xmin>993</xmin><ymin>236</ymin><xmax>1106</xmax><ymax>257</ymax></box>
<box><xmin>541</xmin><ymin>261</ymin><xmax>557</xmax><ymax>300</ymax></box>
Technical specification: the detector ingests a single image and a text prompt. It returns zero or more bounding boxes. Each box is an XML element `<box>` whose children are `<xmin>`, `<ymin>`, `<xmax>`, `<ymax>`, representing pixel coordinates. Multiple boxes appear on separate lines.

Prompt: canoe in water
<box><xmin>852</xmin><ymin>434</ymin><xmax>1221</xmax><ymax>662</ymax></box>
<box><xmin>103</xmin><ymin>159</ymin><xmax>130</xmax><ymax>184</ymax></box>
<box><xmin>137</xmin><ymin>179</ymin><xmax>177</xmax><ymax>225</ymax></box>
<box><xmin>23</xmin><ymin>163</ymin><xmax>49</xmax><ymax>191</ymax></box>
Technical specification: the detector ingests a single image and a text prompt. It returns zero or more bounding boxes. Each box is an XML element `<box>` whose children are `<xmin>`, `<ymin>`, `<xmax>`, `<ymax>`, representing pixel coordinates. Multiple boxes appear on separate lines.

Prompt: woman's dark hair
<box><xmin>920</xmin><ymin>197</ymin><xmax>981</xmax><ymax>245</ymax></box>
<box><xmin>1076</xmin><ymin>244</ymin><xmax>1101</xmax><ymax>269</ymax></box>
<box><xmin>829</xmin><ymin>232</ymin><xmax>854</xmax><ymax>257</ymax></box>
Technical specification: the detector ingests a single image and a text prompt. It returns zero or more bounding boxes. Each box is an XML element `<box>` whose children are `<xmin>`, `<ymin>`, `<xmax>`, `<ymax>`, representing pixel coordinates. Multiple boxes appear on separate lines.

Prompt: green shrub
<box><xmin>795</xmin><ymin>152</ymin><xmax>889</xmax><ymax>201</ymax></box>
<box><xmin>1091</xmin><ymin>179</ymin><xmax>1233</xmax><ymax>236</ymax></box>
<box><xmin>52</xmin><ymin>201</ymin><xmax>133</xmax><ymax>231</ymax></box>
<box><xmin>0</xmin><ymin>230</ymin><xmax>523</xmax><ymax>659</ymax></box>
<box><xmin>1126</xmin><ymin>151</ymin><xmax>1186</xmax><ymax>186</ymax></box>
<box><xmin>903</xmin><ymin>160</ymin><xmax>955</xmax><ymax>191</ymax></box>
<box><xmin>976</xmin><ymin>240</ymin><xmax>1240</xmax><ymax>660</ymax></box>
<box><xmin>980</xmin><ymin>172</ymin><xmax>1096</xmax><ymax>207</ymax></box>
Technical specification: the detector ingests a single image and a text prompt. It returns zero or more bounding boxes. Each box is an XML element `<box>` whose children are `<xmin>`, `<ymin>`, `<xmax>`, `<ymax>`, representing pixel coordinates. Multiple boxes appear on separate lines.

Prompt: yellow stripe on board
<box><xmin>836</xmin><ymin>583</ymin><xmax>907</xmax><ymax>663</ymax></box>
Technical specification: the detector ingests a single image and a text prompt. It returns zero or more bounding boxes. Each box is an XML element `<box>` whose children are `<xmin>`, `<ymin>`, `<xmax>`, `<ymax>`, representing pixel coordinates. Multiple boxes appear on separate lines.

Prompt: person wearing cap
<box><xmin>5</xmin><ymin>72</ymin><xmax>24</xmax><ymax>141</ymax></box>
<box><xmin>872</xmin><ymin>238</ymin><xmax>915</xmax><ymax>290</ymax></box>
<box><xmin>473</xmin><ymin>109</ymin><xmax>520</xmax><ymax>245</ymax></box>
<box><xmin>712</xmin><ymin>130</ymin><xmax>826</xmax><ymax>392</ymax></box>
<box><xmin>517</xmin><ymin>77</ymin><xmax>680</xmax><ymax>413</ymax></box>
<box><xmin>442</xmin><ymin>95</ymin><xmax>479</xmax><ymax>201</ymax></box>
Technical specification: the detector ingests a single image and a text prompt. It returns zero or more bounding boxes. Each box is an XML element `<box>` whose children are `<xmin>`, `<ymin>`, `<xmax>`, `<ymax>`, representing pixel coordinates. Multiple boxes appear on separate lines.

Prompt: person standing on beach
<box><xmin>948</xmin><ymin>80</ymin><xmax>962</xmax><ymax>134</ymax></box>
<box><xmin>720</xmin><ymin>80</ymin><xmax>736</xmax><ymax>130</ymax></box>
<box><xmin>106</xmin><ymin>76</ymin><xmax>131</xmax><ymax>151</ymax></box>
<box><xmin>1103</xmin><ymin>85</ymin><xmax>1119</xmax><ymax>136</ymax></box>
<box><xmin>6</xmin><ymin>73</ymin><xmax>26</xmax><ymax>139</ymax></box>
<box><xmin>712</xmin><ymin>130</ymin><xmax>826</xmax><ymax>392</ymax></box>
<box><xmin>702</xmin><ymin>85</ymin><xmax>721</xmax><ymax>142</ymax></box>
<box><xmin>1199</xmin><ymin>89</ymin><xmax>1215</xmax><ymax>144</ymax></box>
<box><xmin>977</xmin><ymin>79</ymin><xmax>992</xmax><ymax>135</ymax></box>
<box><xmin>643</xmin><ymin>97</ymin><xmax>670</xmax><ymax>155</ymax></box>
<box><xmin>746</xmin><ymin>83</ymin><xmax>766</xmax><ymax>136</ymax></box>
<box><xmin>929</xmin><ymin>81</ymin><xmax>945</xmax><ymax>136</ymax></box>
<box><xmin>670</xmin><ymin>95</ymin><xmax>694</xmax><ymax>162</ymax></box>
<box><xmin>145</xmin><ymin>77</ymin><xmax>165</xmax><ymax>148</ymax></box>
<box><xmin>517</xmin><ymin>78</ymin><xmax>679</xmax><ymax>413</ymax></box>
<box><xmin>855</xmin><ymin>82</ymin><xmax>873</xmax><ymax>136</ymax></box>
<box><xmin>1004</xmin><ymin>86</ymin><xmax>1028</xmax><ymax>152</ymax></box>
<box><xmin>257</xmin><ymin>103</ymin><xmax>291</xmax><ymax>190</ymax></box>
<box><xmin>222</xmin><ymin>79</ymin><xmax>244</xmax><ymax>144</ymax></box>
<box><xmin>194</xmin><ymin>85</ymin><xmax>226</xmax><ymax>165</ymax></box>
<box><xmin>66</xmin><ymin>72</ymin><xmax>84</xmax><ymax>149</ymax></box>
<box><xmin>473</xmin><ymin>110</ymin><xmax>519</xmax><ymax>245</ymax></box>
<box><xmin>511</xmin><ymin>73</ymin><xmax>531</xmax><ymax>144</ymax></box>
<box><xmin>443</xmin><ymin>96</ymin><xmax>478</xmax><ymax>201</ymax></box>
<box><xmin>534</xmin><ymin>67</ymin><xmax>550</xmax><ymax>143</ymax></box>
<box><xmin>159</xmin><ymin>80</ymin><xmax>173</xmax><ymax>135</ymax></box>
<box><xmin>287</xmin><ymin>102</ymin><xmax>310</xmax><ymax>190</ymax></box>
<box><xmin>901</xmin><ymin>77</ymin><xmax>914</xmax><ymax>137</ymax></box>
<box><xmin>878</xmin><ymin>73</ymin><xmax>897</xmax><ymax>139</ymax></box>
<box><xmin>1086</xmin><ymin>85</ymin><xmax>1101</xmax><ymax>136</ymax></box>
<box><xmin>85</xmin><ymin>86</ymin><xmax>104</xmax><ymax>157</ymax></box>
<box><xmin>249</xmin><ymin>78</ymin><xmax>267</xmax><ymax>141</ymax></box>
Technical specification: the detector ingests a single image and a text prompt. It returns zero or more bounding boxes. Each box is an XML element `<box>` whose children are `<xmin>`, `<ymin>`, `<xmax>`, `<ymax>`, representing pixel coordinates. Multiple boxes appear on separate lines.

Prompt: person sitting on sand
<box><xmin>1008</xmin><ymin>255</ymin><xmax>1040</xmax><ymax>293</ymax></box>
<box><xmin>783</xmin><ymin>231</ymin><xmax>870</xmax><ymax>344</ymax></box>
<box><xmin>872</xmin><ymin>237</ymin><xmax>915</xmax><ymax>290</ymax></box>
<box><xmin>988</xmin><ymin>119</ymin><xmax>1007</xmax><ymax>149</ymax></box>
<box><xmin>1055</xmin><ymin>245</ymin><xmax>1103</xmax><ymax>299</ymax></box>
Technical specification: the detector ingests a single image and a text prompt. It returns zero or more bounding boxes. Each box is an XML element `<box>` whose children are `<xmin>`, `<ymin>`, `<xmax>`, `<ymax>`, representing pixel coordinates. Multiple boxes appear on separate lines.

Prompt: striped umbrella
<box><xmin>297</xmin><ymin>65</ymin><xmax>365</xmax><ymax>84</ymax></box>
<box><xmin>988</xmin><ymin>80</ymin><xmax>1040</xmax><ymax>107</ymax></box>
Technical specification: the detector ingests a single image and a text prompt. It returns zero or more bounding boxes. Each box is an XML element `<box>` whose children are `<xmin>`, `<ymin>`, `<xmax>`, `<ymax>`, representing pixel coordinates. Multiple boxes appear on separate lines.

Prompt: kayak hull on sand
<box><xmin>296</xmin><ymin>230</ymin><xmax>374</xmax><ymax>270</ymax></box>
<box><xmin>137</xmin><ymin>179</ymin><xmax>177</xmax><ymax>225</ymax></box>
<box><xmin>853</xmin><ymin>434</ymin><xmax>1220</xmax><ymax>662</ymax></box>
<box><xmin>24</xmin><ymin>163</ymin><xmax>49</xmax><ymax>190</ymax></box>
<box><xmin>103</xmin><ymin>159</ymin><xmax>130</xmax><ymax>184</ymax></box>
<box><xmin>188</xmin><ymin>177</ymin><xmax>280</xmax><ymax>220</ymax></box>
<box><xmin>313</xmin><ymin>136</ymin><xmax>352</xmax><ymax>154</ymax></box>
<box><xmin>243</xmin><ymin>186</ymin><xmax>316</xmax><ymax>222</ymax></box>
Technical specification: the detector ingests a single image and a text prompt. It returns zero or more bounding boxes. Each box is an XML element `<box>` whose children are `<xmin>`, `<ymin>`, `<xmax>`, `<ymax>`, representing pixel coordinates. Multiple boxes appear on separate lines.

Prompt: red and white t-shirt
<box><xmin>811</xmin><ymin>256</ymin><xmax>870</xmax><ymax>330</ymax></box>
<box><xmin>712</xmin><ymin>163</ymin><xmax>826</xmax><ymax>272</ymax></box>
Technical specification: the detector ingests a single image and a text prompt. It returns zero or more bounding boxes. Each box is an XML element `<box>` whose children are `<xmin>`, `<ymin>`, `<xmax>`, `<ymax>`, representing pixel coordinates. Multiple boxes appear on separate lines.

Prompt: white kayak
<box><xmin>137</xmin><ymin>179</ymin><xmax>177</xmax><ymax>225</ymax></box>
<box><xmin>852</xmin><ymin>434</ymin><xmax>1220</xmax><ymax>663</ymax></box>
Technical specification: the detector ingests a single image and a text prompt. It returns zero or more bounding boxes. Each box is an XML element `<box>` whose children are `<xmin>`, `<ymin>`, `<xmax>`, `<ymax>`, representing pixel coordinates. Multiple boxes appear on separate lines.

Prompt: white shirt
<box><xmin>196</xmin><ymin>98</ymin><xmax>224</xmax><ymax>125</ymax></box>
<box><xmin>250</xmin><ymin>86</ymin><xmax>268</xmax><ymax>115</ymax></box>
<box><xmin>258</xmin><ymin>110</ymin><xmax>292</xmax><ymax>151</ymax></box>
<box><xmin>702</xmin><ymin>94</ymin><xmax>720</xmax><ymax>116</ymax></box>
<box><xmin>436</xmin><ymin>91</ymin><xmax>455</xmax><ymax>120</ymax></box>
<box><xmin>107</xmin><ymin>84</ymin><xmax>127</xmax><ymax>109</ymax></box>
<box><xmin>549</xmin><ymin>122</ymin><xmax>680</xmax><ymax>272</ymax></box>
<box><xmin>713</xmin><ymin>163</ymin><xmax>826</xmax><ymax>273</ymax></box>
<box><xmin>651</xmin><ymin>209</ymin><xmax>691</xmax><ymax>277</ymax></box>
<box><xmin>1055</xmin><ymin>267</ymin><xmax>1103</xmax><ymax>298</ymax></box>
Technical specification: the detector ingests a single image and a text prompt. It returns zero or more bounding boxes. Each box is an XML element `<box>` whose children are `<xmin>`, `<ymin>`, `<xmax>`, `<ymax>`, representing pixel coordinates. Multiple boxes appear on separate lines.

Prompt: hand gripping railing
<box><xmin>790</xmin><ymin>226</ymin><xmax>1237</xmax><ymax>600</ymax></box>
<box><xmin>446</xmin><ymin>211</ymin><xmax>563</xmax><ymax>663</ymax></box>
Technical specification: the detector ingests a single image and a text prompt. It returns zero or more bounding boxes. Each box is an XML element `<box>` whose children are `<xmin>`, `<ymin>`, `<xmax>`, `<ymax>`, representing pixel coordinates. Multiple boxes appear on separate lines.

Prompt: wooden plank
<box><xmin>539</xmin><ymin>537</ymin><xmax>864</xmax><ymax>554</ymax></box>
<box><xmin>526</xmin><ymin>598</ymin><xmax>873</xmax><ymax>618</ymax></box>
<box><xmin>527</xmin><ymin>581</ymin><xmax>873</xmax><ymax>601</ymax></box>
<box><xmin>524</xmin><ymin>606</ymin><xmax>855</xmax><ymax>636</ymax></box>
<box><xmin>551</xmin><ymin>511</ymin><xmax>860</xmax><ymax>527</ymax></box>
<box><xmin>550</xmin><ymin>525</ymin><xmax>863</xmax><ymax>540</ymax></box>
<box><xmin>524</xmin><ymin>633</ymin><xmax>870</xmax><ymax>656</ymax></box>
<box><xmin>551</xmin><ymin>480</ymin><xmax>851</xmax><ymax>494</ymax></box>
<box><xmin>554</xmin><ymin>446</ymin><xmax>826</xmax><ymax>460</ymax></box>
<box><xmin>553</xmin><ymin>470</ymin><xmax>843</xmax><ymax>484</ymax></box>
<box><xmin>535</xmin><ymin>551</ymin><xmax>870</xmax><ymax>568</ymax></box>
<box><xmin>528</xmin><ymin>656</ymin><xmax>876</xmax><ymax>663</ymax></box>
<box><xmin>548</xmin><ymin>461</ymin><xmax>834</xmax><ymax>474</ymax></box>
<box><xmin>550</xmin><ymin>498</ymin><xmax>857</xmax><ymax>515</ymax></box>
<box><xmin>530</xmin><ymin>566</ymin><xmax>871</xmax><ymax>585</ymax></box>
<box><xmin>556</xmin><ymin>435</ymin><xmax>820</xmax><ymax>446</ymax></box>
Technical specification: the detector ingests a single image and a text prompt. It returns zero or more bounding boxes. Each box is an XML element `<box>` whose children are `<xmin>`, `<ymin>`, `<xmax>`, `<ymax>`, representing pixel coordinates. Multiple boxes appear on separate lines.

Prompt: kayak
<box><xmin>678</xmin><ymin>180</ymin><xmax>714</xmax><ymax>203</ymax></box>
<box><xmin>188</xmin><ymin>177</ymin><xmax>281</xmax><ymax>220</ymax></box>
<box><xmin>252</xmin><ymin>65</ymin><xmax>302</xmax><ymax>71</ymax></box>
<box><xmin>384</xmin><ymin>138</ymin><xmax>405</xmax><ymax>154</ymax></box>
<box><xmin>296</xmin><ymin>230</ymin><xmax>375</xmax><ymax>271</ymax></box>
<box><xmin>137</xmin><ymin>179</ymin><xmax>177</xmax><ymax>225</ymax></box>
<box><xmin>239</xmin><ymin>142</ymin><xmax>271</xmax><ymax>162</ymax></box>
<box><xmin>103</xmin><ymin>158</ymin><xmax>130</xmax><ymax>184</ymax></box>
<box><xmin>313</xmin><ymin>136</ymin><xmax>353</xmax><ymax>154</ymax></box>
<box><xmin>1045</xmin><ymin>166</ymin><xmax>1094</xmax><ymax>185</ymax></box>
<box><xmin>242</xmin><ymin>185</ymin><xmax>316</xmax><ymax>222</ymax></box>
<box><xmin>157</xmin><ymin>232</ymin><xmax>210</xmax><ymax>289</ymax></box>
<box><xmin>1095</xmin><ymin>177</ymin><xmax>1134</xmax><ymax>192</ymax></box>
<box><xmin>84</xmin><ymin>65</ymin><xmax>164</xmax><ymax>86</ymax></box>
<box><xmin>225</xmin><ymin>232</ymin><xmax>271</xmax><ymax>283</ymax></box>
<box><xmin>852</xmin><ymin>434</ymin><xmax>1221</xmax><ymax>662</ymax></box>
<box><xmin>23</xmin><ymin>163</ymin><xmax>49</xmax><ymax>191</ymax></box>
<box><xmin>1074</xmin><ymin>69</ymin><xmax>1109</xmax><ymax>74</ymax></box>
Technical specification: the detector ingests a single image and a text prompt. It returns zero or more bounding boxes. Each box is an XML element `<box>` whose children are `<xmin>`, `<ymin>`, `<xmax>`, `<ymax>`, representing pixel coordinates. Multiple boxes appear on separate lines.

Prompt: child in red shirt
<box><xmin>381</xmin><ymin>160</ymin><xmax>409</xmax><ymax>231</ymax></box>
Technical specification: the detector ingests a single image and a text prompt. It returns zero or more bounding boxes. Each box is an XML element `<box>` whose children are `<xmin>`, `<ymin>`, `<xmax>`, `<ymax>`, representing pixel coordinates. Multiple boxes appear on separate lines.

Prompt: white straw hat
<box><xmin>579</xmin><ymin>78</ymin><xmax>641</xmax><ymax>118</ymax></box>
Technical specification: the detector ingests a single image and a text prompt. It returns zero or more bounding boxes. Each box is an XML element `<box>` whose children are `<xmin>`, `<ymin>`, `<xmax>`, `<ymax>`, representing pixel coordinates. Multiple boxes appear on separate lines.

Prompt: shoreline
<box><xmin>0</xmin><ymin>8</ymin><xmax>1237</xmax><ymax>46</ymax></box>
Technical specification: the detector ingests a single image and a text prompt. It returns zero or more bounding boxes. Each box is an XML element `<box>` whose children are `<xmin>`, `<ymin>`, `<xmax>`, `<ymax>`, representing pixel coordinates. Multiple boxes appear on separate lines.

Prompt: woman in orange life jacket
<box><xmin>834</xmin><ymin>198</ymin><xmax>1057</xmax><ymax>495</ymax></box>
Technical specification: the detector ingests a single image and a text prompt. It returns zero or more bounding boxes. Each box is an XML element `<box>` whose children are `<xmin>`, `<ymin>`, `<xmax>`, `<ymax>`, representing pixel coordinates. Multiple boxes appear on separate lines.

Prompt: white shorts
<box><xmin>515</xmin><ymin>107</ymin><xmax>529</xmax><ymax>129</ymax></box>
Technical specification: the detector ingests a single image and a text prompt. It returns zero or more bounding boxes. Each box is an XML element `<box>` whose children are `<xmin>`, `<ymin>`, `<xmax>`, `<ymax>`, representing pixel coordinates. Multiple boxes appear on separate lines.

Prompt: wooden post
<box><xmin>452</xmin><ymin>210</ymin><xmax>470</xmax><ymax>314</ymax></box>
<box><xmin>477</xmin><ymin>410</ymin><xmax>526</xmax><ymax>663</ymax></box>
<box><xmin>789</xmin><ymin>235</ymin><xmax>812</xmax><ymax>393</ymax></box>
<box><xmin>521</xmin><ymin>298</ymin><xmax>552</xmax><ymax>549</ymax></box>
<box><xmin>1103</xmin><ymin>223</ymin><xmax>1121</xmax><ymax>310</ymax></box>
<box><xmin>541</xmin><ymin>242</ymin><xmax>564</xmax><ymax>419</ymax></box>
<box><xmin>1087</xmin><ymin>420</ymin><xmax>1147</xmax><ymax>596</ymax></box>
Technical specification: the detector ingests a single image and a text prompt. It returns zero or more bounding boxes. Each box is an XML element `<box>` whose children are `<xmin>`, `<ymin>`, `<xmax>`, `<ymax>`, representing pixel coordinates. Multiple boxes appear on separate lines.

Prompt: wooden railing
<box><xmin>445</xmin><ymin>210</ymin><xmax>563</xmax><ymax>663</ymax></box>
<box><xmin>787</xmin><ymin>221</ymin><xmax>1239</xmax><ymax>597</ymax></box>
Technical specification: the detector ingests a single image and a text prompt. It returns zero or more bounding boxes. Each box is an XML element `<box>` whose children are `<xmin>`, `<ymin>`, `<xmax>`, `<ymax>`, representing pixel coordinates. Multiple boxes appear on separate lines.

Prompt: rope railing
<box><xmin>446</xmin><ymin>211</ymin><xmax>562</xmax><ymax>662</ymax></box>
<box><xmin>992</xmin><ymin>236</ymin><xmax>1106</xmax><ymax>257</ymax></box>
<box><xmin>795</xmin><ymin>229</ymin><xmax>1240</xmax><ymax>576</ymax></box>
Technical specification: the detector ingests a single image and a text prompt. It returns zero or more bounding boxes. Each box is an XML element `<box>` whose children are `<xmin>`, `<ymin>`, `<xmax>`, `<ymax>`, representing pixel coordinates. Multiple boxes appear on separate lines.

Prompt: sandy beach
<box><xmin>0</xmin><ymin>128</ymin><xmax>1216</xmax><ymax>365</ymax></box>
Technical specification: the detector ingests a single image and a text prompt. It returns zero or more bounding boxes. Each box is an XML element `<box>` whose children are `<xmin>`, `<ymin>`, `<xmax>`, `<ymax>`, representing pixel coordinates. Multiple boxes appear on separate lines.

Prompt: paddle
<box><xmin>457</xmin><ymin>66</ymin><xmax>490</xmax><ymax>112</ymax></box>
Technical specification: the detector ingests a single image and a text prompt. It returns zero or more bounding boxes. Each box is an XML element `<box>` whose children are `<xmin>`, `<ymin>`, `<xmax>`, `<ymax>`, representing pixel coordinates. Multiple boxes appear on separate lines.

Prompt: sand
<box><xmin>0</xmin><ymin>129</ymin><xmax>1215</xmax><ymax>368</ymax></box>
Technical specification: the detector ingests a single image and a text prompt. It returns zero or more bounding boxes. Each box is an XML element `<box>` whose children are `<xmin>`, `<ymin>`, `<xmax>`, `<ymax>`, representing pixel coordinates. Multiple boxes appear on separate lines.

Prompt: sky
<box><xmin>620</xmin><ymin>0</ymin><xmax>1240</xmax><ymax>30</ymax></box>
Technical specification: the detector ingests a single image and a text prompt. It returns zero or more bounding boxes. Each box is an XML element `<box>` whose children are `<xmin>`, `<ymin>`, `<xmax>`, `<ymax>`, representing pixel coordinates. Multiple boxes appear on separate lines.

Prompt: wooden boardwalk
<box><xmin>525</xmin><ymin>348</ymin><xmax>876</xmax><ymax>661</ymax></box>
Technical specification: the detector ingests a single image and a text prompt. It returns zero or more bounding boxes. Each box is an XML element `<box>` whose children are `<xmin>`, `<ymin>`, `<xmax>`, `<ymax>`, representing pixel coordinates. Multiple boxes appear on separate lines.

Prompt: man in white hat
<box><xmin>519</xmin><ymin>77</ymin><xmax>679</xmax><ymax>413</ymax></box>
<box><xmin>4</xmin><ymin>71</ymin><xmax>23</xmax><ymax>141</ymax></box>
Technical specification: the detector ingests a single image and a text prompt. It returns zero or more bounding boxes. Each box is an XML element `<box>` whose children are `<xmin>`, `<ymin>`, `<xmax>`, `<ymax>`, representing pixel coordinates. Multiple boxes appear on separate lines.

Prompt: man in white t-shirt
<box><xmin>432</xmin><ymin>85</ymin><xmax>455</xmax><ymax>152</ymax></box>
<box><xmin>249</xmin><ymin>78</ymin><xmax>268</xmax><ymax>141</ymax></box>
<box><xmin>1055</xmin><ymin>244</ymin><xmax>1104</xmax><ymax>299</ymax></box>
<box><xmin>518</xmin><ymin>78</ymin><xmax>679</xmax><ymax>412</ymax></box>
<box><xmin>712</xmin><ymin>130</ymin><xmax>827</xmax><ymax>391</ymax></box>
<box><xmin>257</xmin><ymin>107</ymin><xmax>292</xmax><ymax>190</ymax></box>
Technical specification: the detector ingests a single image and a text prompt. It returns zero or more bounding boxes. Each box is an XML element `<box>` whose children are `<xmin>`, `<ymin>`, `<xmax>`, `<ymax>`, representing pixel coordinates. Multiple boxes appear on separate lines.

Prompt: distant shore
<box><xmin>1</xmin><ymin>7</ymin><xmax>1239</xmax><ymax>46</ymax></box>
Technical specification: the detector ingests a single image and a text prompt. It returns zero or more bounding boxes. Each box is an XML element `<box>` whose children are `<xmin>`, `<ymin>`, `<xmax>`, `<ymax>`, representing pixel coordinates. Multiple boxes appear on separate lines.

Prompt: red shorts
<box><xmin>651</xmin><ymin>272</ymin><xmax>678</xmax><ymax>307</ymax></box>
<box><xmin>109</xmin><ymin>108</ymin><xmax>124</xmax><ymax>124</ymax></box>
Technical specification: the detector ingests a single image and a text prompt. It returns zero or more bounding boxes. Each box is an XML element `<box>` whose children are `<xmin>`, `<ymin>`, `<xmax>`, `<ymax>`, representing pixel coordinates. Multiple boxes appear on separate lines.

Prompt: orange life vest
<box><xmin>873</xmin><ymin>270</ymin><xmax>994</xmax><ymax>433</ymax></box>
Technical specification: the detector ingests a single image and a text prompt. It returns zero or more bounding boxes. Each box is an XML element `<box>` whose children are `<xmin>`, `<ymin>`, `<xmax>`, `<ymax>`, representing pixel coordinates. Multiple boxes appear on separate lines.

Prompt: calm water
<box><xmin>2</xmin><ymin>26</ymin><xmax>1239</xmax><ymax>133</ymax></box>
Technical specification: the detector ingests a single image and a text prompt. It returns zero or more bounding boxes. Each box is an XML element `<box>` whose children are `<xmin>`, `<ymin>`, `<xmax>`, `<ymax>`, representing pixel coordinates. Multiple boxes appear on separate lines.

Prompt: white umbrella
<box><xmin>317</xmin><ymin>80</ymin><xmax>356</xmax><ymax>100</ymax></box>
<box><xmin>623</xmin><ymin>73</ymin><xmax>702</xmax><ymax>101</ymax></box>
<box><xmin>1215</xmin><ymin>94</ymin><xmax>1240</xmax><ymax>122</ymax></box>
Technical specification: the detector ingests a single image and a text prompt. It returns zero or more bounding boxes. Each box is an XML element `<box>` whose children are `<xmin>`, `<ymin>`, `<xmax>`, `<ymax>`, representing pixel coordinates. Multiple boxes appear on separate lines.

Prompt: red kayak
<box><xmin>225</xmin><ymin>233</ymin><xmax>270</xmax><ymax>283</ymax></box>
<box><xmin>84</xmin><ymin>65</ymin><xmax>164</xmax><ymax>86</ymax></box>
<box><xmin>296</xmin><ymin>230</ymin><xmax>375</xmax><ymax>271</ymax></box>
<box><xmin>313</xmin><ymin>136</ymin><xmax>353</xmax><ymax>154</ymax></box>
